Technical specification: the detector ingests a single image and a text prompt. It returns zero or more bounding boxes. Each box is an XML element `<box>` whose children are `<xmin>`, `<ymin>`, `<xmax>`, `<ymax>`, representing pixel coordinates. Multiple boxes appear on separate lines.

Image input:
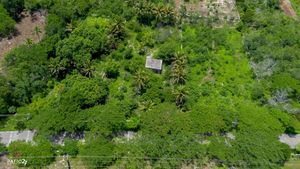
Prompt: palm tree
<box><xmin>48</xmin><ymin>58</ymin><xmax>67</xmax><ymax>78</ymax></box>
<box><xmin>66</xmin><ymin>22</ymin><xmax>74</xmax><ymax>33</ymax></box>
<box><xmin>81</xmin><ymin>60</ymin><xmax>94</xmax><ymax>78</ymax></box>
<box><xmin>153</xmin><ymin>5</ymin><xmax>164</xmax><ymax>22</ymax></box>
<box><xmin>25</xmin><ymin>38</ymin><xmax>33</xmax><ymax>46</ymax></box>
<box><xmin>173</xmin><ymin>85</ymin><xmax>188</xmax><ymax>107</ymax></box>
<box><xmin>110</xmin><ymin>19</ymin><xmax>125</xmax><ymax>40</ymax></box>
<box><xmin>133</xmin><ymin>70</ymin><xmax>148</xmax><ymax>94</ymax></box>
<box><xmin>171</xmin><ymin>66</ymin><xmax>187</xmax><ymax>84</ymax></box>
<box><xmin>137</xmin><ymin>100</ymin><xmax>155</xmax><ymax>112</ymax></box>
<box><xmin>173</xmin><ymin>52</ymin><xmax>188</xmax><ymax>65</ymax></box>
<box><xmin>33</xmin><ymin>26</ymin><xmax>42</xmax><ymax>41</ymax></box>
<box><xmin>171</xmin><ymin>52</ymin><xmax>187</xmax><ymax>85</ymax></box>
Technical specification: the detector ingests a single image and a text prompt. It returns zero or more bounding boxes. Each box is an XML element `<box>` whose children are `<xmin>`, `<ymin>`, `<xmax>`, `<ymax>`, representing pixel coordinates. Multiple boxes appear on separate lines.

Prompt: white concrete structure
<box><xmin>0</xmin><ymin>131</ymin><xmax>35</xmax><ymax>146</ymax></box>
<box><xmin>145</xmin><ymin>55</ymin><xmax>163</xmax><ymax>73</ymax></box>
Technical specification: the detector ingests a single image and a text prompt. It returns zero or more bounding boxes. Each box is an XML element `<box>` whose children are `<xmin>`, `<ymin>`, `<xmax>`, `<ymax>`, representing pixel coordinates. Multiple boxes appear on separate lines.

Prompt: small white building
<box><xmin>145</xmin><ymin>55</ymin><xmax>163</xmax><ymax>73</ymax></box>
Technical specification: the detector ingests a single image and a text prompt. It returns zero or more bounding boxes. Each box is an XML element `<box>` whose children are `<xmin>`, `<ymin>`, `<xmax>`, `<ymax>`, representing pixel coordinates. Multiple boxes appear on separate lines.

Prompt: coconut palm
<box><xmin>137</xmin><ymin>100</ymin><xmax>155</xmax><ymax>112</ymax></box>
<box><xmin>171</xmin><ymin>52</ymin><xmax>188</xmax><ymax>84</ymax></box>
<box><xmin>25</xmin><ymin>38</ymin><xmax>33</xmax><ymax>46</ymax></box>
<box><xmin>81</xmin><ymin>60</ymin><xmax>94</xmax><ymax>78</ymax></box>
<box><xmin>173</xmin><ymin>52</ymin><xmax>188</xmax><ymax>65</ymax></box>
<box><xmin>153</xmin><ymin>5</ymin><xmax>164</xmax><ymax>22</ymax></box>
<box><xmin>66</xmin><ymin>22</ymin><xmax>75</xmax><ymax>33</ymax></box>
<box><xmin>33</xmin><ymin>26</ymin><xmax>42</xmax><ymax>41</ymax></box>
<box><xmin>171</xmin><ymin>67</ymin><xmax>187</xmax><ymax>84</ymax></box>
<box><xmin>133</xmin><ymin>69</ymin><xmax>148</xmax><ymax>94</ymax></box>
<box><xmin>48</xmin><ymin>58</ymin><xmax>68</xmax><ymax>78</ymax></box>
<box><xmin>110</xmin><ymin>19</ymin><xmax>125</xmax><ymax>40</ymax></box>
<box><xmin>173</xmin><ymin>85</ymin><xmax>188</xmax><ymax>107</ymax></box>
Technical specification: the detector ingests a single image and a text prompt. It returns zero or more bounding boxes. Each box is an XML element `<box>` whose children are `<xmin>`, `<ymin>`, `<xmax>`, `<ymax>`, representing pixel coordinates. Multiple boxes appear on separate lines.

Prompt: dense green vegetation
<box><xmin>0</xmin><ymin>0</ymin><xmax>300</xmax><ymax>168</ymax></box>
<box><xmin>0</xmin><ymin>3</ymin><xmax>15</xmax><ymax>37</ymax></box>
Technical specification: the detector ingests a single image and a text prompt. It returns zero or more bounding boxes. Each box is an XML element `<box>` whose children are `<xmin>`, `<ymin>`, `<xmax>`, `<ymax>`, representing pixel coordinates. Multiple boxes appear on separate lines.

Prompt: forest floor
<box><xmin>0</xmin><ymin>11</ymin><xmax>46</xmax><ymax>61</ymax></box>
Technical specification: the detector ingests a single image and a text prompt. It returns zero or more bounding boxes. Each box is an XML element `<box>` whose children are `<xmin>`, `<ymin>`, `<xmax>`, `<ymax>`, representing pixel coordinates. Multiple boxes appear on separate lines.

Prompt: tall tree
<box><xmin>133</xmin><ymin>69</ymin><xmax>148</xmax><ymax>95</ymax></box>
<box><xmin>173</xmin><ymin>85</ymin><xmax>188</xmax><ymax>107</ymax></box>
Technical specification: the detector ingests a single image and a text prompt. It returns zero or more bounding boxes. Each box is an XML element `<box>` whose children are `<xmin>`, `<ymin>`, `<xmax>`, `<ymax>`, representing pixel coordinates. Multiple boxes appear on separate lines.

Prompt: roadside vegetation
<box><xmin>0</xmin><ymin>3</ymin><xmax>15</xmax><ymax>37</ymax></box>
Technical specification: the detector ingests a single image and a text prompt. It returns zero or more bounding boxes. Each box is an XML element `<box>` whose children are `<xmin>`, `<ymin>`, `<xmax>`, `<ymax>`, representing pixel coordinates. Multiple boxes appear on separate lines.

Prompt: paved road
<box><xmin>0</xmin><ymin>131</ymin><xmax>35</xmax><ymax>146</ymax></box>
<box><xmin>279</xmin><ymin>134</ymin><xmax>300</xmax><ymax>149</ymax></box>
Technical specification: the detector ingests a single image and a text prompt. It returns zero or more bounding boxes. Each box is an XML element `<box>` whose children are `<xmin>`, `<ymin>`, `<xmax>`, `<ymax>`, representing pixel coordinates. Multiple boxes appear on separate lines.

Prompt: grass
<box><xmin>283</xmin><ymin>158</ymin><xmax>300</xmax><ymax>169</ymax></box>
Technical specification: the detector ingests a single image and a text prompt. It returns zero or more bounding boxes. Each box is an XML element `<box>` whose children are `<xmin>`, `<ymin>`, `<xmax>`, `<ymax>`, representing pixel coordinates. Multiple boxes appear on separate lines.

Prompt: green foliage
<box><xmin>243</xmin><ymin>11</ymin><xmax>300</xmax><ymax>116</ymax></box>
<box><xmin>89</xmin><ymin>0</ymin><xmax>134</xmax><ymax>20</ymax></box>
<box><xmin>133</xmin><ymin>69</ymin><xmax>149</xmax><ymax>95</ymax></box>
<box><xmin>0</xmin><ymin>0</ymin><xmax>24</xmax><ymax>20</ymax></box>
<box><xmin>8</xmin><ymin>139</ymin><xmax>54</xmax><ymax>167</ymax></box>
<box><xmin>24</xmin><ymin>0</ymin><xmax>53</xmax><ymax>11</ymax></box>
<box><xmin>45</xmin><ymin>14</ymin><xmax>65</xmax><ymax>37</ymax></box>
<box><xmin>125</xmin><ymin>117</ymin><xmax>140</xmax><ymax>130</ymax></box>
<box><xmin>27</xmin><ymin>74</ymin><xmax>108</xmax><ymax>135</ymax></box>
<box><xmin>102</xmin><ymin>59</ymin><xmax>120</xmax><ymax>78</ymax></box>
<box><xmin>0</xmin><ymin>4</ymin><xmax>15</xmax><ymax>36</ymax></box>
<box><xmin>0</xmin><ymin>144</ymin><xmax>6</xmax><ymax>154</ymax></box>
<box><xmin>1</xmin><ymin>0</ymin><xmax>300</xmax><ymax>168</ymax></box>
<box><xmin>138</xmin><ymin>103</ymin><xmax>206</xmax><ymax>167</ymax></box>
<box><xmin>15</xmin><ymin>120</ymin><xmax>26</xmax><ymax>131</ymax></box>
<box><xmin>51</xmin><ymin>17</ymin><xmax>116</xmax><ymax>78</ymax></box>
<box><xmin>84</xmin><ymin>100</ymin><xmax>127</xmax><ymax>137</ymax></box>
<box><xmin>80</xmin><ymin>136</ymin><xmax>114</xmax><ymax>168</ymax></box>
<box><xmin>0</xmin><ymin>76</ymin><xmax>11</xmax><ymax>114</ymax></box>
<box><xmin>227</xmin><ymin>131</ymin><xmax>290</xmax><ymax>169</ymax></box>
<box><xmin>63</xmin><ymin>139</ymin><xmax>79</xmax><ymax>156</ymax></box>
<box><xmin>131</xmin><ymin>0</ymin><xmax>176</xmax><ymax>26</ymax></box>
<box><xmin>4</xmin><ymin>44</ymin><xmax>49</xmax><ymax>106</ymax></box>
<box><xmin>50</xmin><ymin>0</ymin><xmax>93</xmax><ymax>21</ymax></box>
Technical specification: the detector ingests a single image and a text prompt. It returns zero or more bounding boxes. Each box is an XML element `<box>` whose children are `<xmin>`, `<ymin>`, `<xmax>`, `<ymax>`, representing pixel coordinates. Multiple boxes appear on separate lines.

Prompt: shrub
<box><xmin>0</xmin><ymin>4</ymin><xmax>15</xmax><ymax>37</ymax></box>
<box><xmin>63</xmin><ymin>139</ymin><xmax>79</xmax><ymax>156</ymax></box>
<box><xmin>8</xmin><ymin>140</ymin><xmax>54</xmax><ymax>167</ymax></box>
<box><xmin>0</xmin><ymin>0</ymin><xmax>24</xmax><ymax>20</ymax></box>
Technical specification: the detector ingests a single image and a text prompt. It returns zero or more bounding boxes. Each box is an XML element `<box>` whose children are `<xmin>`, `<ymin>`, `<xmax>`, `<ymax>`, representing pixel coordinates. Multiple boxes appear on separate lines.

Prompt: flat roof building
<box><xmin>145</xmin><ymin>55</ymin><xmax>163</xmax><ymax>73</ymax></box>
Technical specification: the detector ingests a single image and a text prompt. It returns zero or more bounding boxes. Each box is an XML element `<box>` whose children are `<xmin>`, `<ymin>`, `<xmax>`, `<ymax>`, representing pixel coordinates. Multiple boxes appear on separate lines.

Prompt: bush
<box><xmin>80</xmin><ymin>136</ymin><xmax>114</xmax><ymax>168</ymax></box>
<box><xmin>8</xmin><ymin>140</ymin><xmax>55</xmax><ymax>167</ymax></box>
<box><xmin>63</xmin><ymin>139</ymin><xmax>79</xmax><ymax>156</ymax></box>
<box><xmin>27</xmin><ymin>74</ymin><xmax>109</xmax><ymax>135</ymax></box>
<box><xmin>157</xmin><ymin>41</ymin><xmax>178</xmax><ymax>64</ymax></box>
<box><xmin>0</xmin><ymin>143</ymin><xmax>6</xmax><ymax>154</ymax></box>
<box><xmin>0</xmin><ymin>76</ymin><xmax>10</xmax><ymax>114</ymax></box>
<box><xmin>0</xmin><ymin>4</ymin><xmax>15</xmax><ymax>37</ymax></box>
<box><xmin>45</xmin><ymin>14</ymin><xmax>65</xmax><ymax>36</ymax></box>
<box><xmin>0</xmin><ymin>0</ymin><xmax>24</xmax><ymax>20</ymax></box>
<box><xmin>4</xmin><ymin>44</ymin><xmax>49</xmax><ymax>106</ymax></box>
<box><xmin>103</xmin><ymin>60</ymin><xmax>120</xmax><ymax>78</ymax></box>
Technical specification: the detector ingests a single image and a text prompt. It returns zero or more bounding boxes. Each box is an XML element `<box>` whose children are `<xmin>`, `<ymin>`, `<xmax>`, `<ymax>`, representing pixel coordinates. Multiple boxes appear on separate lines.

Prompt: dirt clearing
<box><xmin>0</xmin><ymin>11</ymin><xmax>46</xmax><ymax>61</ymax></box>
<box><xmin>280</xmin><ymin>0</ymin><xmax>298</xmax><ymax>19</ymax></box>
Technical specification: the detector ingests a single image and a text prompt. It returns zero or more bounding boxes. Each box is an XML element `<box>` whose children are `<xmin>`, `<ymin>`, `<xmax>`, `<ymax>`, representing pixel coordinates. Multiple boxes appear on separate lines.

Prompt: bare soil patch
<box><xmin>0</xmin><ymin>11</ymin><xmax>46</xmax><ymax>61</ymax></box>
<box><xmin>0</xmin><ymin>156</ymin><xmax>15</xmax><ymax>169</ymax></box>
<box><xmin>174</xmin><ymin>0</ymin><xmax>240</xmax><ymax>25</ymax></box>
<box><xmin>280</xmin><ymin>0</ymin><xmax>298</xmax><ymax>19</ymax></box>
